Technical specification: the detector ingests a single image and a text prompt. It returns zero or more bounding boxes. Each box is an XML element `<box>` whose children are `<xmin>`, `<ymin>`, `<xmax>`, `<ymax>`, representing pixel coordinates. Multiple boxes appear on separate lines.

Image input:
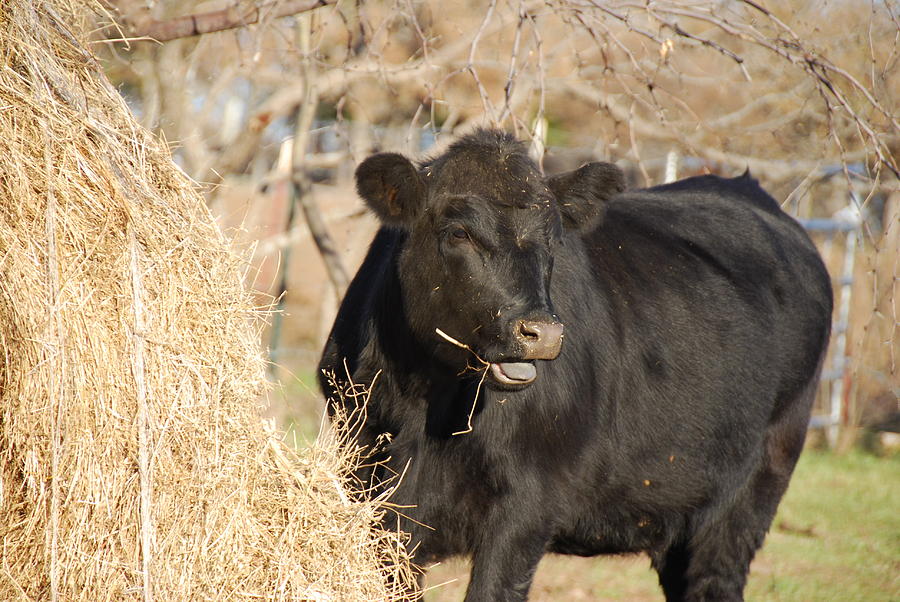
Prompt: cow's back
<box><xmin>592</xmin><ymin>173</ymin><xmax>832</xmax><ymax>379</ymax></box>
<box><xmin>579</xmin><ymin>173</ymin><xmax>832</xmax><ymax>431</ymax></box>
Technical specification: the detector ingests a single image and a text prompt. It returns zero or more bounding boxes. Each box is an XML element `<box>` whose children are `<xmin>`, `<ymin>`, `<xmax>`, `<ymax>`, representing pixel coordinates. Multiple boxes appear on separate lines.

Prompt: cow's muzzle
<box><xmin>486</xmin><ymin>320</ymin><xmax>563</xmax><ymax>387</ymax></box>
<box><xmin>515</xmin><ymin>319</ymin><xmax>564</xmax><ymax>361</ymax></box>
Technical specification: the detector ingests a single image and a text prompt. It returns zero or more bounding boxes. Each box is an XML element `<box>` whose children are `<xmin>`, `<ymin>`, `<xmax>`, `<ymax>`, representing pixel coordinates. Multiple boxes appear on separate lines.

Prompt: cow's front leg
<box><xmin>464</xmin><ymin>518</ymin><xmax>551</xmax><ymax>602</ymax></box>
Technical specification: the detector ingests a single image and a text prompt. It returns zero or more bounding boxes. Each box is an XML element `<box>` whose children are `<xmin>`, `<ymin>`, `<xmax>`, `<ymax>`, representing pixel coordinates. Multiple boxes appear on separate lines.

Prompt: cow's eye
<box><xmin>451</xmin><ymin>228</ymin><xmax>470</xmax><ymax>241</ymax></box>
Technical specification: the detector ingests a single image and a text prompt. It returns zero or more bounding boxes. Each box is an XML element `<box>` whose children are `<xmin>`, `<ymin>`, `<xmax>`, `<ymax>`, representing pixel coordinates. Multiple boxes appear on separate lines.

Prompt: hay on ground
<box><xmin>0</xmin><ymin>2</ymin><xmax>414</xmax><ymax>599</ymax></box>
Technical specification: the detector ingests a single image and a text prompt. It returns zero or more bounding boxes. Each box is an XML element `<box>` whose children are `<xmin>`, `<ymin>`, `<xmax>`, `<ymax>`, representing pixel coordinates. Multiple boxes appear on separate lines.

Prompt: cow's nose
<box><xmin>515</xmin><ymin>319</ymin><xmax>564</xmax><ymax>360</ymax></box>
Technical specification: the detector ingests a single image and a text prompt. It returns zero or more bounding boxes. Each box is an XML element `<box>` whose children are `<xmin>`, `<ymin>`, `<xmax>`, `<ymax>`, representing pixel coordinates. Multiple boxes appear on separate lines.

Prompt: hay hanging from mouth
<box><xmin>0</xmin><ymin>1</ymin><xmax>414</xmax><ymax>599</ymax></box>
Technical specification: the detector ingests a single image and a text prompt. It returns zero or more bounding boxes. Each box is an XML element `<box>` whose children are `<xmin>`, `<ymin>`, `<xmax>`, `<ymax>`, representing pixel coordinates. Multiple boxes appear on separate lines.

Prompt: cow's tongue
<box><xmin>489</xmin><ymin>362</ymin><xmax>536</xmax><ymax>385</ymax></box>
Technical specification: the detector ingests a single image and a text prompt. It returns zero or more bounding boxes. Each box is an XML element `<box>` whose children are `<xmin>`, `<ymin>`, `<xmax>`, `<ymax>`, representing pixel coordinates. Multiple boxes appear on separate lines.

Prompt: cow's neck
<box><xmin>362</xmin><ymin>239</ymin><xmax>486</xmax><ymax>438</ymax></box>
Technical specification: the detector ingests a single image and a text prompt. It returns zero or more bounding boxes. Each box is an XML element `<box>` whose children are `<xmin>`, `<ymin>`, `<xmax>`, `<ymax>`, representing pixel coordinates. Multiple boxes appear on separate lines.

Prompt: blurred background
<box><xmin>86</xmin><ymin>1</ymin><xmax>898</xmax><ymax>598</ymax></box>
<box><xmin>95</xmin><ymin>0</ymin><xmax>898</xmax><ymax>450</ymax></box>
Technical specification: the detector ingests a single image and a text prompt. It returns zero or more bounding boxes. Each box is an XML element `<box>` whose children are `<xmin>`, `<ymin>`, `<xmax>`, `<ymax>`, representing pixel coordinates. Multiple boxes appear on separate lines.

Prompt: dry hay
<box><xmin>0</xmin><ymin>1</ymin><xmax>414</xmax><ymax>599</ymax></box>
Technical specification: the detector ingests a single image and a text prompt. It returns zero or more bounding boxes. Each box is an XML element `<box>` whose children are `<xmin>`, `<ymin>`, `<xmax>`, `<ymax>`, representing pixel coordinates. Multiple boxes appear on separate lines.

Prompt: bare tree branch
<box><xmin>108</xmin><ymin>0</ymin><xmax>335</xmax><ymax>42</ymax></box>
<box><xmin>95</xmin><ymin>0</ymin><xmax>897</xmax><ymax>429</ymax></box>
<box><xmin>292</xmin><ymin>14</ymin><xmax>349</xmax><ymax>299</ymax></box>
<box><xmin>560</xmin><ymin>77</ymin><xmax>869</xmax><ymax>181</ymax></box>
<box><xmin>644</xmin><ymin>1</ymin><xmax>900</xmax><ymax>177</ymax></box>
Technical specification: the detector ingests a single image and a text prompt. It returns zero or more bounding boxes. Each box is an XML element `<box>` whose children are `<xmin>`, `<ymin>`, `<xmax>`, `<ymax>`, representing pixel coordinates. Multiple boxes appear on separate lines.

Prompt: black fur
<box><xmin>356</xmin><ymin>152</ymin><xmax>425</xmax><ymax>225</ymax></box>
<box><xmin>319</xmin><ymin>129</ymin><xmax>833</xmax><ymax>602</ymax></box>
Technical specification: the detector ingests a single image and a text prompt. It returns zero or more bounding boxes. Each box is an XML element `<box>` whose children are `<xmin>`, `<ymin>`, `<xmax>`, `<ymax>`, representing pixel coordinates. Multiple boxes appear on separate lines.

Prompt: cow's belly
<box><xmin>548</xmin><ymin>509</ymin><xmax>678</xmax><ymax>557</ymax></box>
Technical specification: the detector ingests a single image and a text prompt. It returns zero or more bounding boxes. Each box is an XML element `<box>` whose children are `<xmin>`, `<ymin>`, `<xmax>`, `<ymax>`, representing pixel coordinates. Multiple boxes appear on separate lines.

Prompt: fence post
<box><xmin>827</xmin><ymin>215</ymin><xmax>859</xmax><ymax>447</ymax></box>
<box><xmin>664</xmin><ymin>149</ymin><xmax>679</xmax><ymax>183</ymax></box>
<box><xmin>799</xmin><ymin>196</ymin><xmax>862</xmax><ymax>445</ymax></box>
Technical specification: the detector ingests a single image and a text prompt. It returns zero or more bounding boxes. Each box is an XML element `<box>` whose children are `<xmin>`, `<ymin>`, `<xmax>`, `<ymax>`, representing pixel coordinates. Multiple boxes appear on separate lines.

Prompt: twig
<box><xmin>497</xmin><ymin>3</ymin><xmax>527</xmax><ymax>125</ymax></box>
<box><xmin>109</xmin><ymin>0</ymin><xmax>334</xmax><ymax>43</ymax></box>
<box><xmin>204</xmin><ymin>1</ymin><xmax>548</xmax><ymax>184</ymax></box>
<box><xmin>655</xmin><ymin>1</ymin><xmax>899</xmax><ymax>177</ymax></box>
<box><xmin>129</xmin><ymin>228</ymin><xmax>154</xmax><ymax>602</ymax></box>
<box><xmin>434</xmin><ymin>328</ymin><xmax>490</xmax><ymax>436</ymax></box>
<box><xmin>466</xmin><ymin>0</ymin><xmax>499</xmax><ymax>121</ymax></box>
<box><xmin>628</xmin><ymin>101</ymin><xmax>651</xmax><ymax>186</ymax></box>
<box><xmin>43</xmin><ymin>130</ymin><xmax>62</xmax><ymax>602</ymax></box>
<box><xmin>529</xmin><ymin>10</ymin><xmax>547</xmax><ymax>160</ymax></box>
<box><xmin>292</xmin><ymin>14</ymin><xmax>350</xmax><ymax>299</ymax></box>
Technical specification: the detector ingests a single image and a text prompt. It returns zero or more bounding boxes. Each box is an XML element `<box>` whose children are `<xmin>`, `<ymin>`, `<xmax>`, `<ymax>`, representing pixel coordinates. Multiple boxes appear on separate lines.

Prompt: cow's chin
<box><xmin>487</xmin><ymin>361</ymin><xmax>537</xmax><ymax>388</ymax></box>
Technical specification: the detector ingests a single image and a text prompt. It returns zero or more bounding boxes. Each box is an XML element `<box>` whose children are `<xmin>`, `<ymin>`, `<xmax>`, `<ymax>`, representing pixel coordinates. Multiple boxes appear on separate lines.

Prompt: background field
<box><xmin>419</xmin><ymin>449</ymin><xmax>900</xmax><ymax>601</ymax></box>
<box><xmin>273</xmin><ymin>368</ymin><xmax>900</xmax><ymax>601</ymax></box>
<box><xmin>274</xmin><ymin>373</ymin><xmax>900</xmax><ymax>600</ymax></box>
<box><xmin>100</xmin><ymin>0</ymin><xmax>898</xmax><ymax>438</ymax></box>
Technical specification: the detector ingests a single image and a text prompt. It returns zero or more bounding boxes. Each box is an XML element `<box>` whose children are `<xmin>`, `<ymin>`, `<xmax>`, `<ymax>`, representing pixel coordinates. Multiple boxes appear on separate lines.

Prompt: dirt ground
<box><xmin>421</xmin><ymin>450</ymin><xmax>900</xmax><ymax>601</ymax></box>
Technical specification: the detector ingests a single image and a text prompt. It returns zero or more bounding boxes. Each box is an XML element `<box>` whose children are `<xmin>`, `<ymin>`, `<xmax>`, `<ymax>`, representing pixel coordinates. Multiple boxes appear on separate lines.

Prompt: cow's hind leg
<box><xmin>653</xmin><ymin>500</ymin><xmax>766</xmax><ymax>602</ymax></box>
<box><xmin>655</xmin><ymin>383</ymin><xmax>816</xmax><ymax>602</ymax></box>
<box><xmin>654</xmin><ymin>463</ymin><xmax>789</xmax><ymax>601</ymax></box>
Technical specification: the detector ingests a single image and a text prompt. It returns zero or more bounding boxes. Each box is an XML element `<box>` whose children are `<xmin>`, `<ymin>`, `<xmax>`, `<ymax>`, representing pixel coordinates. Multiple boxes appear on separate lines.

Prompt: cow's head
<box><xmin>356</xmin><ymin>129</ymin><xmax>624</xmax><ymax>388</ymax></box>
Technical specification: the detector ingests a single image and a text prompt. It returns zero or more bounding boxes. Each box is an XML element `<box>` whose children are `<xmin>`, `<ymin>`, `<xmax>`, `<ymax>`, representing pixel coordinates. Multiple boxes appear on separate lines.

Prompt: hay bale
<box><xmin>0</xmin><ymin>2</ymin><xmax>414</xmax><ymax>599</ymax></box>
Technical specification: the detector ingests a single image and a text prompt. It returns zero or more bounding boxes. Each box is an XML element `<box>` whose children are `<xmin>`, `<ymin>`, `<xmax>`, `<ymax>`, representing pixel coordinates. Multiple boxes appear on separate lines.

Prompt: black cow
<box><xmin>318</xmin><ymin>129</ymin><xmax>832</xmax><ymax>601</ymax></box>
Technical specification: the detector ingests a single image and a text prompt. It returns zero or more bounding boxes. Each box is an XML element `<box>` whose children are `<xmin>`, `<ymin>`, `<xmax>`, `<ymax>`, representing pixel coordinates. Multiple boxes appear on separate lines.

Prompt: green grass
<box><xmin>273</xmin><ymin>367</ymin><xmax>899</xmax><ymax>599</ymax></box>
<box><xmin>747</xmin><ymin>450</ymin><xmax>899</xmax><ymax>601</ymax></box>
<box><xmin>268</xmin><ymin>368</ymin><xmax>325</xmax><ymax>445</ymax></box>
<box><xmin>271</xmin><ymin>373</ymin><xmax>900</xmax><ymax>601</ymax></box>
<box><xmin>424</xmin><ymin>449</ymin><xmax>900</xmax><ymax>601</ymax></box>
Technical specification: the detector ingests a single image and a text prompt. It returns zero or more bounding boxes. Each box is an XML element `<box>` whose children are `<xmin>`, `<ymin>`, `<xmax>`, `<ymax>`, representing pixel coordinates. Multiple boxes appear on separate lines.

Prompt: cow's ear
<box><xmin>355</xmin><ymin>152</ymin><xmax>425</xmax><ymax>226</ymax></box>
<box><xmin>547</xmin><ymin>162</ymin><xmax>625</xmax><ymax>231</ymax></box>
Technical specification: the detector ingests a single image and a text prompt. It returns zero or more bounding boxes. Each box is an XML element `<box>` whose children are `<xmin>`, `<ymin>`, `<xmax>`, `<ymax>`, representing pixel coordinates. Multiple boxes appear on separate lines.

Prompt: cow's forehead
<box><xmin>427</xmin><ymin>149</ymin><xmax>549</xmax><ymax>205</ymax></box>
<box><xmin>431</xmin><ymin>179</ymin><xmax>560</xmax><ymax>239</ymax></box>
